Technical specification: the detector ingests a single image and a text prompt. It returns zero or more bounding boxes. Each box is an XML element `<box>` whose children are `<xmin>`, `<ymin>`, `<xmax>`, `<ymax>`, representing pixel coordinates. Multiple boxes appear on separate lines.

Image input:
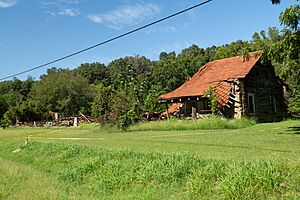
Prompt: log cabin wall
<box><xmin>243</xmin><ymin>62</ymin><xmax>287</xmax><ymax>122</ymax></box>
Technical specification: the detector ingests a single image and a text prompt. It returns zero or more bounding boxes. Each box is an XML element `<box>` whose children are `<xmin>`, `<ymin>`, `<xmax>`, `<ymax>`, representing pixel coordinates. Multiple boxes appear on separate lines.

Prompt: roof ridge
<box><xmin>211</xmin><ymin>52</ymin><xmax>262</xmax><ymax>62</ymax></box>
<box><xmin>194</xmin><ymin>52</ymin><xmax>262</xmax><ymax>78</ymax></box>
<box><xmin>159</xmin><ymin>52</ymin><xmax>262</xmax><ymax>100</ymax></box>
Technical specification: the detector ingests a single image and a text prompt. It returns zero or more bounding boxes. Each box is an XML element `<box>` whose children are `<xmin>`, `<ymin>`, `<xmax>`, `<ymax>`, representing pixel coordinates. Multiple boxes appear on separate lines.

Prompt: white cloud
<box><xmin>0</xmin><ymin>0</ymin><xmax>17</xmax><ymax>8</ymax></box>
<box><xmin>87</xmin><ymin>3</ymin><xmax>161</xmax><ymax>29</ymax></box>
<box><xmin>41</xmin><ymin>0</ymin><xmax>82</xmax><ymax>6</ymax></box>
<box><xmin>51</xmin><ymin>8</ymin><xmax>80</xmax><ymax>16</ymax></box>
<box><xmin>41</xmin><ymin>0</ymin><xmax>84</xmax><ymax>17</ymax></box>
<box><xmin>87</xmin><ymin>15</ymin><xmax>103</xmax><ymax>24</ymax></box>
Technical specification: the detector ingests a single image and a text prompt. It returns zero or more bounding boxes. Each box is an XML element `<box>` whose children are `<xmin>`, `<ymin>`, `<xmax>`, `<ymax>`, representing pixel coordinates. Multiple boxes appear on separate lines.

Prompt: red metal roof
<box><xmin>159</xmin><ymin>53</ymin><xmax>261</xmax><ymax>107</ymax></box>
<box><xmin>215</xmin><ymin>81</ymin><xmax>232</xmax><ymax>108</ymax></box>
<box><xmin>161</xmin><ymin>103</ymin><xmax>182</xmax><ymax>116</ymax></box>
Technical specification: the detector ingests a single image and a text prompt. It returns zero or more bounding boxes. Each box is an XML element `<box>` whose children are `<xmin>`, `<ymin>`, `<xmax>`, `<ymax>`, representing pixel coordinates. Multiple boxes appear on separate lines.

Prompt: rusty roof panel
<box><xmin>159</xmin><ymin>53</ymin><xmax>261</xmax><ymax>100</ymax></box>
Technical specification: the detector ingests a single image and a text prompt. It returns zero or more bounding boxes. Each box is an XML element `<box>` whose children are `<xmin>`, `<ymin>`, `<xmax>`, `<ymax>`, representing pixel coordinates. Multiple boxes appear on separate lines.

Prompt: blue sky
<box><xmin>0</xmin><ymin>0</ymin><xmax>296</xmax><ymax>80</ymax></box>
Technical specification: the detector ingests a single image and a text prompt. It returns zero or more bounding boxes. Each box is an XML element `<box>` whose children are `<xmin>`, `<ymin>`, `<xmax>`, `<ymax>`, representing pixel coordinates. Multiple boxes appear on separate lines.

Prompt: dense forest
<box><xmin>0</xmin><ymin>0</ymin><xmax>299</xmax><ymax>128</ymax></box>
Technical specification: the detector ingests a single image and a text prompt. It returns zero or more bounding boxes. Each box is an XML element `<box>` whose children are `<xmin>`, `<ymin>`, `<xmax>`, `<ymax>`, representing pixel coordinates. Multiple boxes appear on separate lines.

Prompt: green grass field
<box><xmin>0</xmin><ymin>119</ymin><xmax>300</xmax><ymax>199</ymax></box>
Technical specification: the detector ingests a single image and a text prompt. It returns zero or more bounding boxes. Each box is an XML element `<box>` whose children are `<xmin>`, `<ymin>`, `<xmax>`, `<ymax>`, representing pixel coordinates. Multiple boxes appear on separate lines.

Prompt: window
<box><xmin>270</xmin><ymin>96</ymin><xmax>276</xmax><ymax>113</ymax></box>
<box><xmin>248</xmin><ymin>93</ymin><xmax>255</xmax><ymax>114</ymax></box>
<box><xmin>199</xmin><ymin>100</ymin><xmax>209</xmax><ymax>110</ymax></box>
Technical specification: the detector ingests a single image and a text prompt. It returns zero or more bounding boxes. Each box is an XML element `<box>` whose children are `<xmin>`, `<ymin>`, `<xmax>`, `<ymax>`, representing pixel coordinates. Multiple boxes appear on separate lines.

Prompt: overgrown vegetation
<box><xmin>204</xmin><ymin>86</ymin><xmax>218</xmax><ymax>115</ymax></box>
<box><xmin>0</xmin><ymin>139</ymin><xmax>299</xmax><ymax>199</ymax></box>
<box><xmin>128</xmin><ymin>116</ymin><xmax>256</xmax><ymax>132</ymax></box>
<box><xmin>0</xmin><ymin>0</ymin><xmax>299</xmax><ymax>128</ymax></box>
<box><xmin>1</xmin><ymin>120</ymin><xmax>300</xmax><ymax>199</ymax></box>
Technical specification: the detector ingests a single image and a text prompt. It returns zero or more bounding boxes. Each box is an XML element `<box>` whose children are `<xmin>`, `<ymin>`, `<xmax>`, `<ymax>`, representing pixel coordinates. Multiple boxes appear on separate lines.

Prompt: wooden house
<box><xmin>159</xmin><ymin>53</ymin><xmax>288</xmax><ymax>122</ymax></box>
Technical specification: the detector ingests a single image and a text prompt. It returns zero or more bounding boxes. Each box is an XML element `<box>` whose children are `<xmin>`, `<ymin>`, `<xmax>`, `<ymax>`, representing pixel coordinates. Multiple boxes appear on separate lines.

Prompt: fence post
<box><xmin>25</xmin><ymin>134</ymin><xmax>29</xmax><ymax>145</ymax></box>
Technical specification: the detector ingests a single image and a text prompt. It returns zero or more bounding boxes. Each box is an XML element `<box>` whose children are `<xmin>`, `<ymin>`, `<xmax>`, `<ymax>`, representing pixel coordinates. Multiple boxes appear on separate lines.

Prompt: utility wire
<box><xmin>0</xmin><ymin>14</ymin><xmax>44</xmax><ymax>47</ymax></box>
<box><xmin>0</xmin><ymin>0</ymin><xmax>213</xmax><ymax>81</ymax></box>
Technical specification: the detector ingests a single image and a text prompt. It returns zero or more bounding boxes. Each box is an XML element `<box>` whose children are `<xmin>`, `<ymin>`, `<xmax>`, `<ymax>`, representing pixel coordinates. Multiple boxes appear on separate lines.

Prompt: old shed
<box><xmin>159</xmin><ymin>53</ymin><xmax>287</xmax><ymax>122</ymax></box>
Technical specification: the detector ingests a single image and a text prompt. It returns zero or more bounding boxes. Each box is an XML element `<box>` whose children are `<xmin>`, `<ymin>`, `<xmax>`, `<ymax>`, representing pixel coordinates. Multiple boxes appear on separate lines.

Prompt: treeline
<box><xmin>0</xmin><ymin>45</ymin><xmax>216</xmax><ymax>128</ymax></box>
<box><xmin>0</xmin><ymin>0</ymin><xmax>299</xmax><ymax>128</ymax></box>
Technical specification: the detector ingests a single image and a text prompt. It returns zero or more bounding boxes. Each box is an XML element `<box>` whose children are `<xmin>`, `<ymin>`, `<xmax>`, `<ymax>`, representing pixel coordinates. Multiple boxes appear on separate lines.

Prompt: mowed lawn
<box><xmin>1</xmin><ymin>120</ymin><xmax>299</xmax><ymax>163</ymax></box>
<box><xmin>0</xmin><ymin>120</ymin><xmax>300</xmax><ymax>199</ymax></box>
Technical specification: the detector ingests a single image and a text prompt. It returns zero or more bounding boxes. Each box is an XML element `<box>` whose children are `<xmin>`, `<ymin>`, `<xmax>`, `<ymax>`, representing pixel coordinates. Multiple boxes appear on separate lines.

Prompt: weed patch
<box><xmin>128</xmin><ymin>117</ymin><xmax>256</xmax><ymax>132</ymax></box>
<box><xmin>1</xmin><ymin>141</ymin><xmax>299</xmax><ymax>199</ymax></box>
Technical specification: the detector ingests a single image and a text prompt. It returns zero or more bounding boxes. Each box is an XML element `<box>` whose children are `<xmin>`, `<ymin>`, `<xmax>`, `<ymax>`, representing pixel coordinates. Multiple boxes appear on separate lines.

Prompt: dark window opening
<box><xmin>248</xmin><ymin>94</ymin><xmax>255</xmax><ymax>114</ymax></box>
<box><xmin>202</xmin><ymin>100</ymin><xmax>210</xmax><ymax>110</ymax></box>
<box><xmin>270</xmin><ymin>96</ymin><xmax>276</xmax><ymax>113</ymax></box>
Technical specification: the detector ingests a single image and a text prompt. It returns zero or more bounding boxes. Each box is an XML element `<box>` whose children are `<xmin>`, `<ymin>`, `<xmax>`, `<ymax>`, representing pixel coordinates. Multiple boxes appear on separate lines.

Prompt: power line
<box><xmin>0</xmin><ymin>0</ymin><xmax>213</xmax><ymax>81</ymax></box>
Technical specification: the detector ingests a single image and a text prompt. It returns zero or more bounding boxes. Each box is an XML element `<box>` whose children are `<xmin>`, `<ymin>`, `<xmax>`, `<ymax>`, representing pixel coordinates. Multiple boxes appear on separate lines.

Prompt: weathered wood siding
<box><xmin>243</xmin><ymin>62</ymin><xmax>287</xmax><ymax>122</ymax></box>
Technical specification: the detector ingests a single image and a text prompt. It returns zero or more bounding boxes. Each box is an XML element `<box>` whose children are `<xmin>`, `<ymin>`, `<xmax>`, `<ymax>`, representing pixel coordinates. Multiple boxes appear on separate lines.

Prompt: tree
<box><xmin>0</xmin><ymin>95</ymin><xmax>8</xmax><ymax>120</ymax></box>
<box><xmin>91</xmin><ymin>84</ymin><xmax>137</xmax><ymax>128</ymax></box>
<box><xmin>270</xmin><ymin>0</ymin><xmax>300</xmax><ymax>114</ymax></box>
<box><xmin>91</xmin><ymin>84</ymin><xmax>112</xmax><ymax>122</ymax></box>
<box><xmin>214</xmin><ymin>40</ymin><xmax>251</xmax><ymax>60</ymax></box>
<box><xmin>279</xmin><ymin>4</ymin><xmax>300</xmax><ymax>31</ymax></box>
<box><xmin>108</xmin><ymin>57</ymin><xmax>137</xmax><ymax>90</ymax></box>
<box><xmin>271</xmin><ymin>0</ymin><xmax>299</xmax><ymax>31</ymax></box>
<box><xmin>204</xmin><ymin>86</ymin><xmax>218</xmax><ymax>115</ymax></box>
<box><xmin>0</xmin><ymin>77</ymin><xmax>35</xmax><ymax>124</ymax></box>
<box><xmin>75</xmin><ymin>62</ymin><xmax>108</xmax><ymax>85</ymax></box>
<box><xmin>177</xmin><ymin>44</ymin><xmax>209</xmax><ymax>76</ymax></box>
<box><xmin>29</xmin><ymin>69</ymin><xmax>93</xmax><ymax>117</ymax></box>
<box><xmin>150</xmin><ymin>53</ymin><xmax>188</xmax><ymax>93</ymax></box>
<box><xmin>159</xmin><ymin>52</ymin><xmax>168</xmax><ymax>60</ymax></box>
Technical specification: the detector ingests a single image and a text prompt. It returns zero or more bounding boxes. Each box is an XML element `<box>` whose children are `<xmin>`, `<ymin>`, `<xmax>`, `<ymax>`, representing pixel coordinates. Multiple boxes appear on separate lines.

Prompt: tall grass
<box><xmin>1</xmin><ymin>141</ymin><xmax>299</xmax><ymax>199</ymax></box>
<box><xmin>128</xmin><ymin>116</ymin><xmax>256</xmax><ymax>132</ymax></box>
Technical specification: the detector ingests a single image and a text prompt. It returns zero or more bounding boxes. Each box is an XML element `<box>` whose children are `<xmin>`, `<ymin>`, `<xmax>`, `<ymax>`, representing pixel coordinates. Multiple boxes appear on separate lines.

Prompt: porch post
<box><xmin>165</xmin><ymin>103</ymin><xmax>170</xmax><ymax>120</ymax></box>
<box><xmin>192</xmin><ymin>106</ymin><xmax>196</xmax><ymax>119</ymax></box>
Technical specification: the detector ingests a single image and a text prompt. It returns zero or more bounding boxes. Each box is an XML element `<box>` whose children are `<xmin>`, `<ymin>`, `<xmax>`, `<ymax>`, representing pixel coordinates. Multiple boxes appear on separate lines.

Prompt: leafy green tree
<box><xmin>279</xmin><ymin>4</ymin><xmax>300</xmax><ymax>31</ymax></box>
<box><xmin>270</xmin><ymin>0</ymin><xmax>300</xmax><ymax>114</ymax></box>
<box><xmin>108</xmin><ymin>57</ymin><xmax>137</xmax><ymax>90</ymax></box>
<box><xmin>91</xmin><ymin>84</ymin><xmax>112</xmax><ymax>122</ymax></box>
<box><xmin>204</xmin><ymin>86</ymin><xmax>218</xmax><ymax>115</ymax></box>
<box><xmin>1</xmin><ymin>101</ymin><xmax>42</xmax><ymax>126</ymax></box>
<box><xmin>29</xmin><ymin>69</ymin><xmax>92</xmax><ymax>117</ymax></box>
<box><xmin>0</xmin><ymin>95</ymin><xmax>8</xmax><ymax>120</ymax></box>
<box><xmin>0</xmin><ymin>108</ymin><xmax>16</xmax><ymax>128</ymax></box>
<box><xmin>177</xmin><ymin>44</ymin><xmax>210</xmax><ymax>76</ymax></box>
<box><xmin>19</xmin><ymin>76</ymin><xmax>34</xmax><ymax>98</ymax></box>
<box><xmin>0</xmin><ymin>77</ymin><xmax>35</xmax><ymax>124</ymax></box>
<box><xmin>142</xmin><ymin>85</ymin><xmax>166</xmax><ymax>112</ymax></box>
<box><xmin>105</xmin><ymin>56</ymin><xmax>153</xmax><ymax>122</ymax></box>
<box><xmin>271</xmin><ymin>0</ymin><xmax>280</xmax><ymax>4</ymax></box>
<box><xmin>91</xmin><ymin>84</ymin><xmax>137</xmax><ymax>128</ymax></box>
<box><xmin>150</xmin><ymin>55</ymin><xmax>188</xmax><ymax>92</ymax></box>
<box><xmin>108</xmin><ymin>56</ymin><xmax>151</xmax><ymax>89</ymax></box>
<box><xmin>214</xmin><ymin>40</ymin><xmax>251</xmax><ymax>60</ymax></box>
<box><xmin>159</xmin><ymin>52</ymin><xmax>168</xmax><ymax>60</ymax></box>
<box><xmin>75</xmin><ymin>62</ymin><xmax>108</xmax><ymax>85</ymax></box>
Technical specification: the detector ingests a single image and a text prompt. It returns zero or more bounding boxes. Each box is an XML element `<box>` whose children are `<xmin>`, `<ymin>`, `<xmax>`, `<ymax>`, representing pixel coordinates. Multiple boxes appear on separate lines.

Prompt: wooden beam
<box><xmin>165</xmin><ymin>103</ymin><xmax>170</xmax><ymax>120</ymax></box>
<box><xmin>192</xmin><ymin>107</ymin><xmax>196</xmax><ymax>119</ymax></box>
<box><xmin>79</xmin><ymin>112</ymin><xmax>91</xmax><ymax>124</ymax></box>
